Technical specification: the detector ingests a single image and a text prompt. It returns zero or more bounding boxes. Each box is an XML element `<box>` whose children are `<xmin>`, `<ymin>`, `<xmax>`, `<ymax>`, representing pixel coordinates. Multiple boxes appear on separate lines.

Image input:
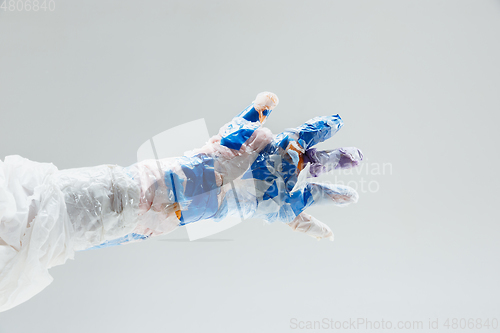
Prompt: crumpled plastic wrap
<box><xmin>0</xmin><ymin>156</ymin><xmax>73</xmax><ymax>312</ymax></box>
<box><xmin>0</xmin><ymin>91</ymin><xmax>363</xmax><ymax>312</ymax></box>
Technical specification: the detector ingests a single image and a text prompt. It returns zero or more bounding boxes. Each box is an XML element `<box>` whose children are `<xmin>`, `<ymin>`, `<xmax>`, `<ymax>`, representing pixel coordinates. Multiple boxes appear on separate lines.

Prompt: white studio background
<box><xmin>1</xmin><ymin>1</ymin><xmax>499</xmax><ymax>332</ymax></box>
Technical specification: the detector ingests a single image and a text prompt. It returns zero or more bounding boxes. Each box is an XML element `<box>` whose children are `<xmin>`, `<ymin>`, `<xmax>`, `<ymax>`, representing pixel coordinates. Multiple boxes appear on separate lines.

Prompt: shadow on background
<box><xmin>158</xmin><ymin>239</ymin><xmax>234</xmax><ymax>242</ymax></box>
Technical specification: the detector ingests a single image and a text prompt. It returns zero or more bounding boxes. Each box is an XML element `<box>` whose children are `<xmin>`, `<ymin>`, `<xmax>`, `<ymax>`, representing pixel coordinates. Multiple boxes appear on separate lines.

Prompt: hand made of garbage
<box><xmin>0</xmin><ymin>92</ymin><xmax>363</xmax><ymax>312</ymax></box>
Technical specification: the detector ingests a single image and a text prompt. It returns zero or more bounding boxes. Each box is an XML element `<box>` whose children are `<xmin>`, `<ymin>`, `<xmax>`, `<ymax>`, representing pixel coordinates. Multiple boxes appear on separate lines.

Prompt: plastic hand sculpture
<box><xmin>0</xmin><ymin>92</ymin><xmax>363</xmax><ymax>312</ymax></box>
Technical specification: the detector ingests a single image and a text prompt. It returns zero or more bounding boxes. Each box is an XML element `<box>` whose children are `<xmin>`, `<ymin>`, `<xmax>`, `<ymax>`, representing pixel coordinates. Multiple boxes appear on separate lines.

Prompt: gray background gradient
<box><xmin>1</xmin><ymin>1</ymin><xmax>499</xmax><ymax>332</ymax></box>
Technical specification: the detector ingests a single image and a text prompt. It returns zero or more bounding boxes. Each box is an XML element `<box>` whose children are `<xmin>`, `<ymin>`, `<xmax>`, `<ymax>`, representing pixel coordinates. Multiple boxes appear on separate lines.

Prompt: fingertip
<box><xmin>253</xmin><ymin>92</ymin><xmax>279</xmax><ymax>112</ymax></box>
<box><xmin>358</xmin><ymin>149</ymin><xmax>364</xmax><ymax>161</ymax></box>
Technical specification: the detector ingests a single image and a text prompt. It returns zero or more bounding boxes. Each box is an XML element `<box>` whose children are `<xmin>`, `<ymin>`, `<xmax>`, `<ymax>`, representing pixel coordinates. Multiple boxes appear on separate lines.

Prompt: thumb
<box><xmin>219</xmin><ymin>92</ymin><xmax>278</xmax><ymax>151</ymax></box>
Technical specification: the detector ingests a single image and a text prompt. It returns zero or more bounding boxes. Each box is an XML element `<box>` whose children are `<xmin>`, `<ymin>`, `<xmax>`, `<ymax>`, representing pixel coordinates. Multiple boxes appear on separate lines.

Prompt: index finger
<box><xmin>279</xmin><ymin>115</ymin><xmax>344</xmax><ymax>150</ymax></box>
